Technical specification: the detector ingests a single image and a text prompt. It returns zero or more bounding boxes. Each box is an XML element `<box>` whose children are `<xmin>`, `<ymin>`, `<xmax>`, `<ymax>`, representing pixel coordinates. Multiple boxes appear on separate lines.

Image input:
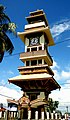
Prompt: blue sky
<box><xmin>0</xmin><ymin>0</ymin><xmax>70</xmax><ymax>113</ymax></box>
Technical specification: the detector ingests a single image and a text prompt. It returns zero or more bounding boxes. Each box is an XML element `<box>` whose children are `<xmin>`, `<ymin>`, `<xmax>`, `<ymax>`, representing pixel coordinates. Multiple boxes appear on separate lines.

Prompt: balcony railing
<box><xmin>20</xmin><ymin>50</ymin><xmax>53</xmax><ymax>66</ymax></box>
<box><xmin>0</xmin><ymin>110</ymin><xmax>68</xmax><ymax>120</ymax></box>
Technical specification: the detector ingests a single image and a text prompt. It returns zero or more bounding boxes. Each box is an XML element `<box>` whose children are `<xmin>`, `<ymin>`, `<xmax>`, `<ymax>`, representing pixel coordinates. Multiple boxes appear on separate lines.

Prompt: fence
<box><xmin>28</xmin><ymin>110</ymin><xmax>68</xmax><ymax>120</ymax></box>
<box><xmin>0</xmin><ymin>110</ymin><xmax>68</xmax><ymax>120</ymax></box>
<box><xmin>0</xmin><ymin>111</ymin><xmax>18</xmax><ymax>120</ymax></box>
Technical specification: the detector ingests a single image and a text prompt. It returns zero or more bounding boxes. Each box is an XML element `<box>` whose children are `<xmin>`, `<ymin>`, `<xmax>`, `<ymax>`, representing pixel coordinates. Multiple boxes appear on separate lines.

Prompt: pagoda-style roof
<box><xmin>26</xmin><ymin>9</ymin><xmax>48</xmax><ymax>26</ymax></box>
<box><xmin>18</xmin><ymin>64</ymin><xmax>54</xmax><ymax>75</ymax></box>
<box><xmin>18</xmin><ymin>98</ymin><xmax>48</xmax><ymax>108</ymax></box>
<box><xmin>8</xmin><ymin>73</ymin><xmax>60</xmax><ymax>92</ymax></box>
<box><xmin>18</xmin><ymin>26</ymin><xmax>54</xmax><ymax>46</ymax></box>
<box><xmin>18</xmin><ymin>9</ymin><xmax>55</xmax><ymax>46</ymax></box>
<box><xmin>30</xmin><ymin>98</ymin><xmax>48</xmax><ymax>108</ymax></box>
<box><xmin>7</xmin><ymin>99</ymin><xmax>18</xmax><ymax>105</ymax></box>
<box><xmin>7</xmin><ymin>98</ymin><xmax>48</xmax><ymax>108</ymax></box>
<box><xmin>0</xmin><ymin>108</ymin><xmax>6</xmax><ymax>112</ymax></box>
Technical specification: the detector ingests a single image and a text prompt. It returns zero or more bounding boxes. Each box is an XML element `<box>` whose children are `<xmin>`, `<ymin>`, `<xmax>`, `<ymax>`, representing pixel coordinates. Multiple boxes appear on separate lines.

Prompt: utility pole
<box><xmin>66</xmin><ymin>106</ymin><xmax>68</xmax><ymax>113</ymax></box>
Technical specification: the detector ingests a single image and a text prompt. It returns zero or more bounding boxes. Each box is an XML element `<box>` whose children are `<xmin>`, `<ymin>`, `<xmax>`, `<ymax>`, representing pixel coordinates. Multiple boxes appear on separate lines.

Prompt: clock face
<box><xmin>30</xmin><ymin>37</ymin><xmax>38</xmax><ymax>45</ymax></box>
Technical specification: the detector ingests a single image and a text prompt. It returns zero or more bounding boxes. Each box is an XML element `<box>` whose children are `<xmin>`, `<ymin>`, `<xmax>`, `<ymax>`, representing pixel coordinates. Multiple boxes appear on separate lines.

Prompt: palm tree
<box><xmin>0</xmin><ymin>5</ymin><xmax>16</xmax><ymax>62</ymax></box>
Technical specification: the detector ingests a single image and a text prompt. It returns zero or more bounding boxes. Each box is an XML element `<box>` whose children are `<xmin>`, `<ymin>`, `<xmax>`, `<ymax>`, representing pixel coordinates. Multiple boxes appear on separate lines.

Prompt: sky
<box><xmin>0</xmin><ymin>0</ymin><xmax>70</xmax><ymax>113</ymax></box>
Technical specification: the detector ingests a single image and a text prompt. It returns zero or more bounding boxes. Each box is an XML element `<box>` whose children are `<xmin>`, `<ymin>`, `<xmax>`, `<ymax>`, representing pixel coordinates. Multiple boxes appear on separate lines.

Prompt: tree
<box><xmin>47</xmin><ymin>98</ymin><xmax>59</xmax><ymax>113</ymax></box>
<box><xmin>0</xmin><ymin>5</ymin><xmax>16</xmax><ymax>62</ymax></box>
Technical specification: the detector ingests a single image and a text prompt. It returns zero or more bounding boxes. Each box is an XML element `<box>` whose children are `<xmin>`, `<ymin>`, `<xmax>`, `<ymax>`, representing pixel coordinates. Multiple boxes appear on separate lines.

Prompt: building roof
<box><xmin>18</xmin><ymin>64</ymin><xmax>54</xmax><ymax>75</ymax></box>
<box><xmin>30</xmin><ymin>98</ymin><xmax>48</xmax><ymax>108</ymax></box>
<box><xmin>0</xmin><ymin>108</ymin><xmax>6</xmax><ymax>112</ymax></box>
<box><xmin>7</xmin><ymin>96</ymin><xmax>48</xmax><ymax>108</ymax></box>
<box><xmin>26</xmin><ymin>9</ymin><xmax>48</xmax><ymax>26</ymax></box>
<box><xmin>7</xmin><ymin>99</ymin><xmax>18</xmax><ymax>105</ymax></box>
<box><xmin>18</xmin><ymin>26</ymin><xmax>55</xmax><ymax>46</ymax></box>
<box><xmin>18</xmin><ymin>98</ymin><xmax>48</xmax><ymax>108</ymax></box>
<box><xmin>8</xmin><ymin>73</ymin><xmax>60</xmax><ymax>92</ymax></box>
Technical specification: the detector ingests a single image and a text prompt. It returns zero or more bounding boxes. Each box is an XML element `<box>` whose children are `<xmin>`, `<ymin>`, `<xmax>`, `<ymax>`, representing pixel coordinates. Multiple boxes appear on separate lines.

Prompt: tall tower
<box><xmin>8</xmin><ymin>10</ymin><xmax>60</xmax><ymax>119</ymax></box>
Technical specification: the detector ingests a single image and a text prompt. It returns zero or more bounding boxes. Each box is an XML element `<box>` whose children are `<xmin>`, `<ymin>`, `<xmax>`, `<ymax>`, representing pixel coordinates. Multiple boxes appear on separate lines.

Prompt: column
<box><xmin>51</xmin><ymin>112</ymin><xmax>54</xmax><ymax>119</ymax></box>
<box><xmin>55</xmin><ymin>113</ymin><xmax>58</xmax><ymax>119</ymax></box>
<box><xmin>35</xmin><ymin>111</ymin><xmax>38</xmax><ymax>120</ymax></box>
<box><xmin>28</xmin><ymin>110</ymin><xmax>31</xmax><ymax>120</ymax></box>
<box><xmin>28</xmin><ymin>106</ymin><xmax>31</xmax><ymax>120</ymax></box>
<box><xmin>41</xmin><ymin>108</ymin><xmax>44</xmax><ymax>120</ymax></box>
<box><xmin>46</xmin><ymin>112</ymin><xmax>49</xmax><ymax>120</ymax></box>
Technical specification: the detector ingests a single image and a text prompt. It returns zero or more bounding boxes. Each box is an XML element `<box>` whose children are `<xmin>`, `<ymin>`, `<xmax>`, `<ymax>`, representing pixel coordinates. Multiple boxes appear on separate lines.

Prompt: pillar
<box><xmin>35</xmin><ymin>111</ymin><xmax>38</xmax><ymax>120</ymax></box>
<box><xmin>51</xmin><ymin>112</ymin><xmax>54</xmax><ymax>119</ymax></box>
<box><xmin>28</xmin><ymin>110</ymin><xmax>31</xmax><ymax>120</ymax></box>
<box><xmin>46</xmin><ymin>112</ymin><xmax>49</xmax><ymax>119</ymax></box>
<box><xmin>41</xmin><ymin>108</ymin><xmax>44</xmax><ymax>120</ymax></box>
<box><xmin>55</xmin><ymin>113</ymin><xmax>58</xmax><ymax>119</ymax></box>
<box><xmin>28</xmin><ymin>105</ymin><xmax>31</xmax><ymax>120</ymax></box>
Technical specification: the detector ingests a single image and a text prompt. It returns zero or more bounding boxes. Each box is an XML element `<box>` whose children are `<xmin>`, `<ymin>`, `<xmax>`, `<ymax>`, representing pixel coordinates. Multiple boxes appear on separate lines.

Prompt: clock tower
<box><xmin>8</xmin><ymin>10</ymin><xmax>60</xmax><ymax>119</ymax></box>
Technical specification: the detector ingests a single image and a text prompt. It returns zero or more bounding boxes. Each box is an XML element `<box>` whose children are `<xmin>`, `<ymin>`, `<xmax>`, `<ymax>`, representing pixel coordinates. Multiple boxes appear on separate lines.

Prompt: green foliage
<box><xmin>0</xmin><ymin>4</ymin><xmax>17</xmax><ymax>62</ymax></box>
<box><xmin>47</xmin><ymin>98</ymin><xmax>59</xmax><ymax>113</ymax></box>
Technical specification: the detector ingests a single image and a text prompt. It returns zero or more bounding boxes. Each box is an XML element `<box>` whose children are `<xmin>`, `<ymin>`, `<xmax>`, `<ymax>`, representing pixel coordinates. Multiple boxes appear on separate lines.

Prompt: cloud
<box><xmin>0</xmin><ymin>70</ymin><xmax>14</xmax><ymax>78</ymax></box>
<box><xmin>51</xmin><ymin>60</ymin><xmax>70</xmax><ymax>82</ymax></box>
<box><xmin>50</xmin><ymin>81</ymin><xmax>70</xmax><ymax>113</ymax></box>
<box><xmin>61</xmin><ymin>70</ymin><xmax>70</xmax><ymax>80</ymax></box>
<box><xmin>67</xmin><ymin>45</ymin><xmax>70</xmax><ymax>47</ymax></box>
<box><xmin>49</xmin><ymin>87</ymin><xmax>70</xmax><ymax>113</ymax></box>
<box><xmin>0</xmin><ymin>79</ymin><xmax>6</xmax><ymax>86</ymax></box>
<box><xmin>7</xmin><ymin>70</ymin><xmax>14</xmax><ymax>75</ymax></box>
<box><xmin>51</xmin><ymin>19</ymin><xmax>70</xmax><ymax>38</ymax></box>
<box><xmin>51</xmin><ymin>60</ymin><xmax>61</xmax><ymax>81</ymax></box>
<box><xmin>0</xmin><ymin>59</ymin><xmax>70</xmax><ymax>113</ymax></box>
<box><xmin>0</xmin><ymin>86</ymin><xmax>22</xmax><ymax>105</ymax></box>
<box><xmin>66</xmin><ymin>64</ymin><xmax>70</xmax><ymax>71</ymax></box>
<box><xmin>51</xmin><ymin>60</ymin><xmax>60</xmax><ymax>69</ymax></box>
<box><xmin>50</xmin><ymin>60</ymin><xmax>70</xmax><ymax>113</ymax></box>
<box><xmin>53</xmin><ymin>69</ymin><xmax>61</xmax><ymax>81</ymax></box>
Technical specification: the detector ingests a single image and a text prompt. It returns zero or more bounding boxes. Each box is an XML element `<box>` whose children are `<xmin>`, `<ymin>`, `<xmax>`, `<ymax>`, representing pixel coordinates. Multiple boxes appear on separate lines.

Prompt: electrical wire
<box><xmin>0</xmin><ymin>39</ymin><xmax>70</xmax><ymax>99</ymax></box>
<box><xmin>0</xmin><ymin>82</ymin><xmax>69</xmax><ymax>99</ymax></box>
<box><xmin>4</xmin><ymin>52</ymin><xmax>21</xmax><ymax>57</ymax></box>
<box><xmin>55</xmin><ymin>38</ymin><xmax>70</xmax><ymax>45</ymax></box>
<box><xmin>0</xmin><ymin>93</ymin><xmax>14</xmax><ymax>99</ymax></box>
<box><xmin>3</xmin><ymin>38</ymin><xmax>70</xmax><ymax>58</ymax></box>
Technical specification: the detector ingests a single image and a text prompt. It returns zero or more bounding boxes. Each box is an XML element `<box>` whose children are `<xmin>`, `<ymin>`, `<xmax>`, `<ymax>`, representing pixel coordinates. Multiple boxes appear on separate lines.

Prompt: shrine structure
<box><xmin>8</xmin><ymin>9</ymin><xmax>60</xmax><ymax>119</ymax></box>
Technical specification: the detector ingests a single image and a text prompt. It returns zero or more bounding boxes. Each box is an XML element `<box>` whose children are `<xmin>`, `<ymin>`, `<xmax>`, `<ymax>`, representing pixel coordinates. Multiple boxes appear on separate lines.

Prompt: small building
<box><xmin>7</xmin><ymin>99</ymin><xmax>18</xmax><ymax>111</ymax></box>
<box><xmin>0</xmin><ymin>103</ymin><xmax>6</xmax><ymax>118</ymax></box>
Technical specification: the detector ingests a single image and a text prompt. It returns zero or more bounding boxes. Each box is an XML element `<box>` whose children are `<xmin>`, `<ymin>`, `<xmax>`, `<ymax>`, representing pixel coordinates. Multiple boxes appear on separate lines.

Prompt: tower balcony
<box><xmin>20</xmin><ymin>50</ymin><xmax>53</xmax><ymax>66</ymax></box>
